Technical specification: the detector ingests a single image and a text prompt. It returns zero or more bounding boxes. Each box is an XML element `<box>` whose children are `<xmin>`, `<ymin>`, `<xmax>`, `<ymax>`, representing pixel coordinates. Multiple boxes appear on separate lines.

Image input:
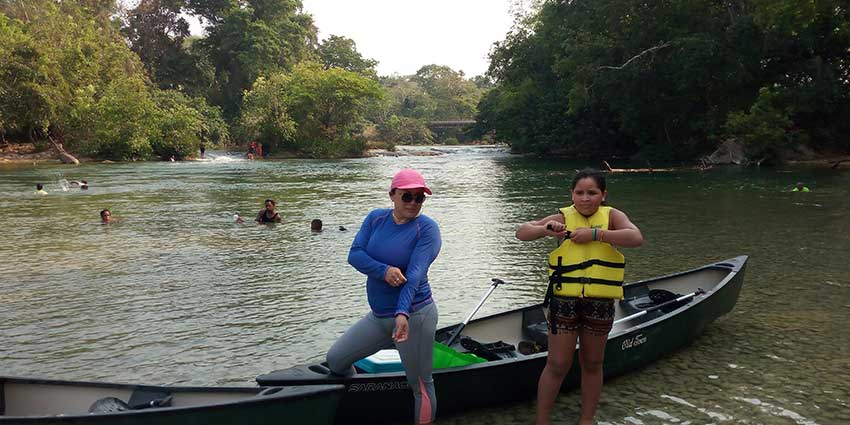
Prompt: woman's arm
<box><xmin>515</xmin><ymin>213</ymin><xmax>566</xmax><ymax>241</ymax></box>
<box><xmin>348</xmin><ymin>212</ymin><xmax>389</xmax><ymax>281</ymax></box>
<box><xmin>395</xmin><ymin>222</ymin><xmax>441</xmax><ymax>318</ymax></box>
<box><xmin>255</xmin><ymin>209</ymin><xmax>264</xmax><ymax>223</ymax></box>
<box><xmin>602</xmin><ymin>208</ymin><xmax>643</xmax><ymax>248</ymax></box>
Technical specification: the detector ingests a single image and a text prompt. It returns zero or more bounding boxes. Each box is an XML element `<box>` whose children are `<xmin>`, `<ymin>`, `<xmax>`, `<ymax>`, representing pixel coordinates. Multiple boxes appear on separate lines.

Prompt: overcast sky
<box><xmin>172</xmin><ymin>0</ymin><xmax>519</xmax><ymax>77</ymax></box>
<box><xmin>300</xmin><ymin>0</ymin><xmax>516</xmax><ymax>77</ymax></box>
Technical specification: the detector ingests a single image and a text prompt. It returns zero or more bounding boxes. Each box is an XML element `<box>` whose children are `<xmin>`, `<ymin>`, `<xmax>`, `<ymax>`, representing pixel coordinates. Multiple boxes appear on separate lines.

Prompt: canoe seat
<box><xmin>128</xmin><ymin>389</ymin><xmax>172</xmax><ymax>409</ymax></box>
<box><xmin>522</xmin><ymin>307</ymin><xmax>549</xmax><ymax>347</ymax></box>
<box><xmin>89</xmin><ymin>389</ymin><xmax>172</xmax><ymax>414</ymax></box>
<box><xmin>459</xmin><ymin>336</ymin><xmax>516</xmax><ymax>361</ymax></box>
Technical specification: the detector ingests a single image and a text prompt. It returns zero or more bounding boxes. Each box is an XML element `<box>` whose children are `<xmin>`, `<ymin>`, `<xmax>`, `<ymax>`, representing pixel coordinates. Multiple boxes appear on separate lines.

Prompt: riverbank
<box><xmin>3</xmin><ymin>141</ymin><xmax>846</xmax><ymax>167</ymax></box>
<box><xmin>0</xmin><ymin>143</ymin><xmax>61</xmax><ymax>164</ymax></box>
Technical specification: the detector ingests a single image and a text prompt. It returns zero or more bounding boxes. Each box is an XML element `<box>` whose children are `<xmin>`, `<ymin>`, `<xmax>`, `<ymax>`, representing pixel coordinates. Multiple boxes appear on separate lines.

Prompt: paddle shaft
<box><xmin>613</xmin><ymin>288</ymin><xmax>705</xmax><ymax>325</ymax></box>
<box><xmin>445</xmin><ymin>278</ymin><xmax>505</xmax><ymax>347</ymax></box>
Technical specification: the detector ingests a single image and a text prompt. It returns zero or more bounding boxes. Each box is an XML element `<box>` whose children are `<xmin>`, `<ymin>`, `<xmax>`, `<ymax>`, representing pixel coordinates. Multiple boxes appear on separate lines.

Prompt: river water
<box><xmin>1</xmin><ymin>146</ymin><xmax>848</xmax><ymax>424</ymax></box>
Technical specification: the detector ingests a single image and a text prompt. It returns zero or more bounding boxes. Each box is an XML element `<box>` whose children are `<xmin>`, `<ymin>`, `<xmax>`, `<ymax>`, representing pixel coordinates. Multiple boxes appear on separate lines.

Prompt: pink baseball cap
<box><xmin>390</xmin><ymin>169</ymin><xmax>432</xmax><ymax>195</ymax></box>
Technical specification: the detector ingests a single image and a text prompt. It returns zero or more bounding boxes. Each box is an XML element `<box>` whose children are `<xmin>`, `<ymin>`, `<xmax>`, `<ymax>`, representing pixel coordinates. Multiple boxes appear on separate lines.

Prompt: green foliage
<box><xmin>195</xmin><ymin>0</ymin><xmax>316</xmax><ymax>120</ymax></box>
<box><xmin>378</xmin><ymin>115</ymin><xmax>434</xmax><ymax>145</ymax></box>
<box><xmin>380</xmin><ymin>76</ymin><xmax>436</xmax><ymax>120</ymax></box>
<box><xmin>193</xmin><ymin>98</ymin><xmax>230</xmax><ymax>147</ymax></box>
<box><xmin>150</xmin><ymin>90</ymin><xmax>206</xmax><ymax>159</ymax></box>
<box><xmin>0</xmin><ymin>0</ymin><xmax>148</xmax><ymax>142</ymax></box>
<box><xmin>375</xmin><ymin>66</ymin><xmax>487</xmax><ymax>145</ymax></box>
<box><xmin>239</xmin><ymin>73</ymin><xmax>297</xmax><ymax>150</ymax></box>
<box><xmin>65</xmin><ymin>78</ymin><xmax>157</xmax><ymax>160</ymax></box>
<box><xmin>725</xmin><ymin>87</ymin><xmax>805</xmax><ymax>164</ymax></box>
<box><xmin>123</xmin><ymin>0</ymin><xmax>211</xmax><ymax>93</ymax></box>
<box><xmin>412</xmin><ymin>65</ymin><xmax>483</xmax><ymax>121</ymax></box>
<box><xmin>240</xmin><ymin>62</ymin><xmax>384</xmax><ymax>157</ymax></box>
<box><xmin>318</xmin><ymin>35</ymin><xmax>378</xmax><ymax>77</ymax></box>
<box><xmin>479</xmin><ymin>0</ymin><xmax>850</xmax><ymax>161</ymax></box>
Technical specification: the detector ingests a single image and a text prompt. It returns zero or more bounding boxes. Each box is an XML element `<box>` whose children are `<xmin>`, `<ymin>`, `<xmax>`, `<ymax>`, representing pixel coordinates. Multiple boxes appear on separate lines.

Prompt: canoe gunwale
<box><xmin>0</xmin><ymin>377</ymin><xmax>344</xmax><ymax>421</ymax></box>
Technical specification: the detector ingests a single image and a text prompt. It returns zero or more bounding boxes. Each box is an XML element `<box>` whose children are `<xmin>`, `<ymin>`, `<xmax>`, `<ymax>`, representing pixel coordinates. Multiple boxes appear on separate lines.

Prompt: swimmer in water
<box><xmin>100</xmin><ymin>209</ymin><xmax>116</xmax><ymax>224</ymax></box>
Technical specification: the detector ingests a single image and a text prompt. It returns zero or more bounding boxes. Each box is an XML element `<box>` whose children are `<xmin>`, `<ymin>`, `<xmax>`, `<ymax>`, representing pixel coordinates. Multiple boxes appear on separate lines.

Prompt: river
<box><xmin>1</xmin><ymin>146</ymin><xmax>848</xmax><ymax>424</ymax></box>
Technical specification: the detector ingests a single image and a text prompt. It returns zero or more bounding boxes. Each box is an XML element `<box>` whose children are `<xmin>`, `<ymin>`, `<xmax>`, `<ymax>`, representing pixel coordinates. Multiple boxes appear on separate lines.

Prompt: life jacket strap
<box><xmin>557</xmin><ymin>276</ymin><xmax>623</xmax><ymax>286</ymax></box>
<box><xmin>548</xmin><ymin>258</ymin><xmax>625</xmax><ymax>274</ymax></box>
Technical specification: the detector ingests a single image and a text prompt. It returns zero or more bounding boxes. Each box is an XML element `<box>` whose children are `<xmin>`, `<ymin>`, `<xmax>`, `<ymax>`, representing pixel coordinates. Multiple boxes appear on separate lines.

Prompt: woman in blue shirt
<box><xmin>326</xmin><ymin>168</ymin><xmax>442</xmax><ymax>424</ymax></box>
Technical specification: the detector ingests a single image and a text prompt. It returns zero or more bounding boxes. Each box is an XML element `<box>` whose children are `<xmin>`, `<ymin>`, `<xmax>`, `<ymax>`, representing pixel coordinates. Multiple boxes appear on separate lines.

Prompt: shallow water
<box><xmin>1</xmin><ymin>146</ymin><xmax>849</xmax><ymax>424</ymax></box>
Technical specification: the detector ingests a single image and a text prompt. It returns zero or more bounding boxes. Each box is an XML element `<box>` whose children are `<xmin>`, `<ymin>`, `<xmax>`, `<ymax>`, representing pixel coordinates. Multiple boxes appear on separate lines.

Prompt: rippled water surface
<box><xmin>1</xmin><ymin>147</ymin><xmax>849</xmax><ymax>424</ymax></box>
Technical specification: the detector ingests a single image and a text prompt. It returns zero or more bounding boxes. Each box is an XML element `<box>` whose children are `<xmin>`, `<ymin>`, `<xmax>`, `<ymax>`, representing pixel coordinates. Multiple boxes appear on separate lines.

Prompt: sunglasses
<box><xmin>400</xmin><ymin>192</ymin><xmax>426</xmax><ymax>204</ymax></box>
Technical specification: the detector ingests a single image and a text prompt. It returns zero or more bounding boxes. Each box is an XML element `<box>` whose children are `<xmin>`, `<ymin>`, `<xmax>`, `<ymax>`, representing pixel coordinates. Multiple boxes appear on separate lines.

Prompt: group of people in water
<box><xmin>33</xmin><ymin>180</ymin><xmax>88</xmax><ymax>195</ymax></box>
<box><xmin>322</xmin><ymin>167</ymin><xmax>641</xmax><ymax>425</ymax></box>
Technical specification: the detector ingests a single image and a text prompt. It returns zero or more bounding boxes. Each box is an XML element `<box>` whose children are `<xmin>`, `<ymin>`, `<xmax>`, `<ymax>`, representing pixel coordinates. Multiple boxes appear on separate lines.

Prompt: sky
<box><xmin>299</xmin><ymin>0</ymin><xmax>517</xmax><ymax>77</ymax></box>
<box><xmin>175</xmin><ymin>0</ymin><xmax>518</xmax><ymax>78</ymax></box>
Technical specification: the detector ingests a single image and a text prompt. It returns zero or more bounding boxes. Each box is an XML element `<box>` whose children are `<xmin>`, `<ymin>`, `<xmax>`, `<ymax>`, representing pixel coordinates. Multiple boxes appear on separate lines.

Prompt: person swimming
<box><xmin>792</xmin><ymin>182</ymin><xmax>811</xmax><ymax>192</ymax></box>
<box><xmin>311</xmin><ymin>219</ymin><xmax>323</xmax><ymax>232</ymax></box>
<box><xmin>35</xmin><ymin>184</ymin><xmax>48</xmax><ymax>196</ymax></box>
<box><xmin>70</xmin><ymin>180</ymin><xmax>88</xmax><ymax>190</ymax></box>
<box><xmin>100</xmin><ymin>209</ymin><xmax>116</xmax><ymax>224</ymax></box>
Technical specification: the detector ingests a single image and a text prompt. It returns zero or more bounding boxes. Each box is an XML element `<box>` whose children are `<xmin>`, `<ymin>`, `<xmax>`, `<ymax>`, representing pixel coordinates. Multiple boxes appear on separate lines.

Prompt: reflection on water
<box><xmin>1</xmin><ymin>148</ymin><xmax>849</xmax><ymax>424</ymax></box>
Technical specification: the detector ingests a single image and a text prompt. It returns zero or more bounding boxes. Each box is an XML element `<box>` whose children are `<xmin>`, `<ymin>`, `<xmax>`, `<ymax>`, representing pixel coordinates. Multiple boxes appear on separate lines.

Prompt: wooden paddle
<box><xmin>445</xmin><ymin>278</ymin><xmax>507</xmax><ymax>347</ymax></box>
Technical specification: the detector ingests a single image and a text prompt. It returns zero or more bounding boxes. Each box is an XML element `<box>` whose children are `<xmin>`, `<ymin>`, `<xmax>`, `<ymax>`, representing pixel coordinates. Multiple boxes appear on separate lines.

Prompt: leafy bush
<box><xmin>378</xmin><ymin>115</ymin><xmax>434</xmax><ymax>145</ymax></box>
<box><xmin>65</xmin><ymin>78</ymin><xmax>156</xmax><ymax>160</ymax></box>
<box><xmin>725</xmin><ymin>87</ymin><xmax>805</xmax><ymax>164</ymax></box>
<box><xmin>150</xmin><ymin>90</ymin><xmax>205</xmax><ymax>159</ymax></box>
<box><xmin>239</xmin><ymin>62</ymin><xmax>384</xmax><ymax>157</ymax></box>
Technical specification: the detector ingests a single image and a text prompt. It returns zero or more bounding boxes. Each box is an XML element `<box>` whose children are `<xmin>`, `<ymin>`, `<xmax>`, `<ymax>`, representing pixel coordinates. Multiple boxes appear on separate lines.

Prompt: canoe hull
<box><xmin>258</xmin><ymin>256</ymin><xmax>747</xmax><ymax>424</ymax></box>
<box><xmin>0</xmin><ymin>378</ymin><xmax>343</xmax><ymax>425</ymax></box>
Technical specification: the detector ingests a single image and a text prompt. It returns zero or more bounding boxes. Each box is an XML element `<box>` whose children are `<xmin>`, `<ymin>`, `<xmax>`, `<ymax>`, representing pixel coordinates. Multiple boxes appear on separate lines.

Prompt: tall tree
<box><xmin>123</xmin><ymin>0</ymin><xmax>204</xmax><ymax>91</ymax></box>
<box><xmin>317</xmin><ymin>35</ymin><xmax>378</xmax><ymax>77</ymax></box>
<box><xmin>194</xmin><ymin>0</ymin><xmax>316</xmax><ymax>119</ymax></box>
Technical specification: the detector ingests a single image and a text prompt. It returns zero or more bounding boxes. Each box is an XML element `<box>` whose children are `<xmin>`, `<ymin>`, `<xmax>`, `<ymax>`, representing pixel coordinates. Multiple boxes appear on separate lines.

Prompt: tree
<box><xmin>194</xmin><ymin>0</ymin><xmax>316</xmax><ymax>119</ymax></box>
<box><xmin>239</xmin><ymin>62</ymin><xmax>384</xmax><ymax>157</ymax></box>
<box><xmin>122</xmin><ymin>0</ymin><xmax>206</xmax><ymax>92</ymax></box>
<box><xmin>480</xmin><ymin>0</ymin><xmax>850</xmax><ymax>161</ymax></box>
<box><xmin>413</xmin><ymin>65</ymin><xmax>483</xmax><ymax>121</ymax></box>
<box><xmin>317</xmin><ymin>35</ymin><xmax>378</xmax><ymax>77</ymax></box>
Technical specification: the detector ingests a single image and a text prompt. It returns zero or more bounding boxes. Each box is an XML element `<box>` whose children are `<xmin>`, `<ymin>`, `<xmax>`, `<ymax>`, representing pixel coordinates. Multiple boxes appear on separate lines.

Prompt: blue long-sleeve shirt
<box><xmin>348</xmin><ymin>209</ymin><xmax>441</xmax><ymax>318</ymax></box>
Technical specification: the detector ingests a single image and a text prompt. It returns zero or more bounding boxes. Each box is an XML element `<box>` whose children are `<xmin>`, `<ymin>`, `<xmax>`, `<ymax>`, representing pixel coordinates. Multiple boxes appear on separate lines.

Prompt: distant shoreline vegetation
<box><xmin>0</xmin><ymin>1</ymin><xmax>489</xmax><ymax>161</ymax></box>
<box><xmin>2</xmin><ymin>1</ymin><xmax>848</xmax><ymax>164</ymax></box>
<box><xmin>475</xmin><ymin>0</ymin><xmax>850</xmax><ymax>165</ymax></box>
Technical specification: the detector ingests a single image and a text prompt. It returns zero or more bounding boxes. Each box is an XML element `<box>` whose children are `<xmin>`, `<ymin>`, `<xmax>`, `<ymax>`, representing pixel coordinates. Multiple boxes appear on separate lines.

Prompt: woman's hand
<box><xmin>393</xmin><ymin>315</ymin><xmax>409</xmax><ymax>343</ymax></box>
<box><xmin>384</xmin><ymin>266</ymin><xmax>407</xmax><ymax>287</ymax></box>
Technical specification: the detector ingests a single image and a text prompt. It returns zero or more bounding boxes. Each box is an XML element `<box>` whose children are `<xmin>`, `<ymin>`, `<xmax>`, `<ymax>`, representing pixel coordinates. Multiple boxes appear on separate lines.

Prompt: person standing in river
<box><xmin>326</xmin><ymin>168</ymin><xmax>441</xmax><ymax>424</ymax></box>
<box><xmin>255</xmin><ymin>199</ymin><xmax>282</xmax><ymax>223</ymax></box>
<box><xmin>516</xmin><ymin>168</ymin><xmax>643</xmax><ymax>425</ymax></box>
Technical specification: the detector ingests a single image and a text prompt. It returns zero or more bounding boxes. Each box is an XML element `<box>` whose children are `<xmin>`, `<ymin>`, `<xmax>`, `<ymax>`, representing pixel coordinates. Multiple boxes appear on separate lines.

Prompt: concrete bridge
<box><xmin>428</xmin><ymin>120</ymin><xmax>476</xmax><ymax>128</ymax></box>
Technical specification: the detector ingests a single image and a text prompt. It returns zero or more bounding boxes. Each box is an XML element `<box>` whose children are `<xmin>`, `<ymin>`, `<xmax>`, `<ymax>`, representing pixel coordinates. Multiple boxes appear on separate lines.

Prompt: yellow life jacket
<box><xmin>547</xmin><ymin>205</ymin><xmax>625</xmax><ymax>299</ymax></box>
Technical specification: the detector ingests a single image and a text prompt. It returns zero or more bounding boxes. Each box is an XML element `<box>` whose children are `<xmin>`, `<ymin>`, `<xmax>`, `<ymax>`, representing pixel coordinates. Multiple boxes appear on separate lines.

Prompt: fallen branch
<box><xmin>830</xmin><ymin>159</ymin><xmax>850</xmax><ymax>169</ymax></box>
<box><xmin>47</xmin><ymin>135</ymin><xmax>80</xmax><ymax>165</ymax></box>
<box><xmin>602</xmin><ymin>160</ymin><xmax>675</xmax><ymax>173</ymax></box>
<box><xmin>599</xmin><ymin>42</ymin><xmax>672</xmax><ymax>70</ymax></box>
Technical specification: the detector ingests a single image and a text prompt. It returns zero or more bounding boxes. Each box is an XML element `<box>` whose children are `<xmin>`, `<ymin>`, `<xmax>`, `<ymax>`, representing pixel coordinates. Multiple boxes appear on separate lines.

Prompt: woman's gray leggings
<box><xmin>327</xmin><ymin>302</ymin><xmax>438</xmax><ymax>424</ymax></box>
